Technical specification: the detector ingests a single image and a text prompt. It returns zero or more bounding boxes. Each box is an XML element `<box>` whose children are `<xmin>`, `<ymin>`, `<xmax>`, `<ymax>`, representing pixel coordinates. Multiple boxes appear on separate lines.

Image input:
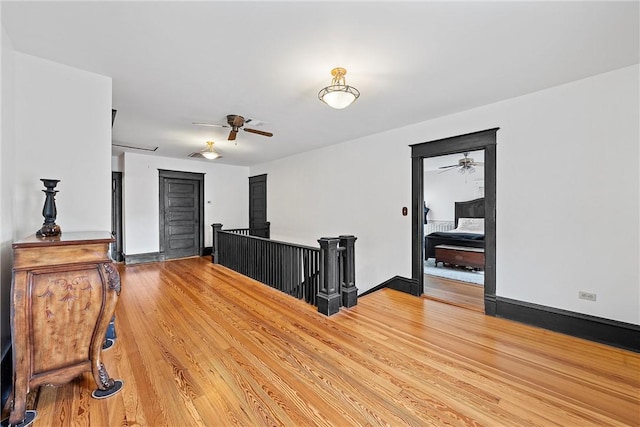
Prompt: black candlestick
<box><xmin>36</xmin><ymin>179</ymin><xmax>61</xmax><ymax>237</ymax></box>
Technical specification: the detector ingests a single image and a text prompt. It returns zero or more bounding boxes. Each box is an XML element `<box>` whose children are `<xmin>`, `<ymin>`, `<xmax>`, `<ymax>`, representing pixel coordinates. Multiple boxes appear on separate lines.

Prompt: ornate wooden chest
<box><xmin>8</xmin><ymin>231</ymin><xmax>123</xmax><ymax>426</ymax></box>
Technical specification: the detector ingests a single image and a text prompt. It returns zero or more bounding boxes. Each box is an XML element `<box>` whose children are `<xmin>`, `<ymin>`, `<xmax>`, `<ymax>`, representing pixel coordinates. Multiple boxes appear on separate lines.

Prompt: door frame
<box><xmin>111</xmin><ymin>172</ymin><xmax>123</xmax><ymax>262</ymax></box>
<box><xmin>410</xmin><ymin>128</ymin><xmax>498</xmax><ymax>315</ymax></box>
<box><xmin>158</xmin><ymin>169</ymin><xmax>205</xmax><ymax>258</ymax></box>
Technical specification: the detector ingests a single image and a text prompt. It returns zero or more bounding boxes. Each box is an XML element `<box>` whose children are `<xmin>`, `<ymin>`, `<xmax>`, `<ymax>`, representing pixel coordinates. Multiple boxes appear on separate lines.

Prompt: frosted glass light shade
<box><xmin>202</xmin><ymin>150</ymin><xmax>220</xmax><ymax>160</ymax></box>
<box><xmin>318</xmin><ymin>85</ymin><xmax>360</xmax><ymax>109</ymax></box>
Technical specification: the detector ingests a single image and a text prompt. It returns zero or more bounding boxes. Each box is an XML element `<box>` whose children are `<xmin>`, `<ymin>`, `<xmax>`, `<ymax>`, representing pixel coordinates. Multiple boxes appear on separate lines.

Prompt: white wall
<box><xmin>1</xmin><ymin>25</ymin><xmax>16</xmax><ymax>352</ymax></box>
<box><xmin>424</xmin><ymin>150</ymin><xmax>485</xmax><ymax>222</ymax></box>
<box><xmin>13</xmin><ymin>53</ymin><xmax>112</xmax><ymax>239</ymax></box>
<box><xmin>112</xmin><ymin>154</ymin><xmax>123</xmax><ymax>172</ymax></box>
<box><xmin>122</xmin><ymin>152</ymin><xmax>249</xmax><ymax>255</ymax></box>
<box><xmin>250</xmin><ymin>130</ymin><xmax>413</xmax><ymax>301</ymax></box>
<box><xmin>251</xmin><ymin>65</ymin><xmax>639</xmax><ymax>325</ymax></box>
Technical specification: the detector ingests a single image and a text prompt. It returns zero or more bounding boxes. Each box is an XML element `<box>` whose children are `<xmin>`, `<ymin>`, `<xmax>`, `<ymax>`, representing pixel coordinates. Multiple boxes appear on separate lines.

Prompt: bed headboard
<box><xmin>454</xmin><ymin>198</ymin><xmax>485</xmax><ymax>227</ymax></box>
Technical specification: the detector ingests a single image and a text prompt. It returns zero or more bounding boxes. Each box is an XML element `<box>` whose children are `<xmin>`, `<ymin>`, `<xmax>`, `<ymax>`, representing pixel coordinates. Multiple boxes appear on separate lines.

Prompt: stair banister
<box><xmin>339</xmin><ymin>235</ymin><xmax>358</xmax><ymax>308</ymax></box>
<box><xmin>317</xmin><ymin>237</ymin><xmax>341</xmax><ymax>316</ymax></box>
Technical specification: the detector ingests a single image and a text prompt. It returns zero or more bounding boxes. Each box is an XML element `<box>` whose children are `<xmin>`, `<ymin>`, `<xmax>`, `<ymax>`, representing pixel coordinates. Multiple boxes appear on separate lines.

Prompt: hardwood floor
<box><xmin>423</xmin><ymin>274</ymin><xmax>484</xmax><ymax>312</ymax></box>
<box><xmin>12</xmin><ymin>257</ymin><xmax>639</xmax><ymax>426</ymax></box>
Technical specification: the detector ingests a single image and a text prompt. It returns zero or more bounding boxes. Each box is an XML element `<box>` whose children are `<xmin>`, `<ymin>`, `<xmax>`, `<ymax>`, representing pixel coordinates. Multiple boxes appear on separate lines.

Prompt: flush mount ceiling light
<box><xmin>189</xmin><ymin>141</ymin><xmax>222</xmax><ymax>160</ymax></box>
<box><xmin>201</xmin><ymin>141</ymin><xmax>221</xmax><ymax>159</ymax></box>
<box><xmin>318</xmin><ymin>67</ymin><xmax>360</xmax><ymax>109</ymax></box>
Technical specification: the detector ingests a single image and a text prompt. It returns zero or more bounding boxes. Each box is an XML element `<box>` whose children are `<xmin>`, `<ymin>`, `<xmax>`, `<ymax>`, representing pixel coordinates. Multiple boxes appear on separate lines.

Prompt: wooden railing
<box><xmin>223</xmin><ymin>222</ymin><xmax>270</xmax><ymax>238</ymax></box>
<box><xmin>211</xmin><ymin>224</ymin><xmax>356</xmax><ymax>315</ymax></box>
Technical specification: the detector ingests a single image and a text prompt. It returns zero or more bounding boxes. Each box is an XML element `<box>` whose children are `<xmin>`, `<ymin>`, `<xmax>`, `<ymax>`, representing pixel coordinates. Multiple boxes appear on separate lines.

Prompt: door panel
<box><xmin>163</xmin><ymin>178</ymin><xmax>200</xmax><ymax>259</ymax></box>
<box><xmin>168</xmin><ymin>211</ymin><xmax>195</xmax><ymax>221</ymax></box>
<box><xmin>249</xmin><ymin>174</ymin><xmax>268</xmax><ymax>238</ymax></box>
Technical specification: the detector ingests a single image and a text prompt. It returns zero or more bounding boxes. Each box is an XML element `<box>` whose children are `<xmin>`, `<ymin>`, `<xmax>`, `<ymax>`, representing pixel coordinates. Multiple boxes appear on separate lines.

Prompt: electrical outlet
<box><xmin>579</xmin><ymin>291</ymin><xmax>597</xmax><ymax>301</ymax></box>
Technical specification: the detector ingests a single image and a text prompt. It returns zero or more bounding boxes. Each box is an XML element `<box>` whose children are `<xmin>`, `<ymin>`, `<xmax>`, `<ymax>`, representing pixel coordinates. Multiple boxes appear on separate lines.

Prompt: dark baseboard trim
<box><xmin>484</xmin><ymin>294</ymin><xmax>497</xmax><ymax>316</ymax></box>
<box><xmin>203</xmin><ymin>246</ymin><xmax>212</xmax><ymax>256</ymax></box>
<box><xmin>360</xmin><ymin>276</ymin><xmax>421</xmax><ymax>297</ymax></box>
<box><xmin>1</xmin><ymin>342</ymin><xmax>12</xmax><ymax>410</ymax></box>
<box><xmin>124</xmin><ymin>252</ymin><xmax>165</xmax><ymax>265</ymax></box>
<box><xmin>495</xmin><ymin>296</ymin><xmax>640</xmax><ymax>353</ymax></box>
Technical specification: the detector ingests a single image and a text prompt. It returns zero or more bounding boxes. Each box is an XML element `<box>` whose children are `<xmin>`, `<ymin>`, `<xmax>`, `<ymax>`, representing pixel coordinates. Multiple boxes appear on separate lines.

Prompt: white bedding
<box><xmin>443</xmin><ymin>217</ymin><xmax>484</xmax><ymax>234</ymax></box>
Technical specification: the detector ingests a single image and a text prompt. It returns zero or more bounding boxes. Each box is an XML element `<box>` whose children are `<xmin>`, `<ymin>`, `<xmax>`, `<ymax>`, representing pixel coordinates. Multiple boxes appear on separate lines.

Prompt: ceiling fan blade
<box><xmin>188</xmin><ymin>152</ymin><xmax>204</xmax><ymax>158</ymax></box>
<box><xmin>438</xmin><ymin>165</ymin><xmax>458</xmax><ymax>169</ymax></box>
<box><xmin>437</xmin><ymin>167</ymin><xmax>458</xmax><ymax>174</ymax></box>
<box><xmin>192</xmin><ymin>122</ymin><xmax>228</xmax><ymax>128</ymax></box>
<box><xmin>228</xmin><ymin>129</ymin><xmax>237</xmax><ymax>141</ymax></box>
<box><xmin>244</xmin><ymin>128</ymin><xmax>273</xmax><ymax>137</ymax></box>
<box><xmin>471</xmin><ymin>162</ymin><xmax>485</xmax><ymax>166</ymax></box>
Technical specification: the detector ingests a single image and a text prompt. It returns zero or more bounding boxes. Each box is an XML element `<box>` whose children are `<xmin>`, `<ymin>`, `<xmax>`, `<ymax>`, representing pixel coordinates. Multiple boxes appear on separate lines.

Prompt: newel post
<box><xmin>317</xmin><ymin>237</ymin><xmax>341</xmax><ymax>316</ymax></box>
<box><xmin>265</xmin><ymin>221</ymin><xmax>271</xmax><ymax>239</ymax></box>
<box><xmin>339</xmin><ymin>235</ymin><xmax>358</xmax><ymax>308</ymax></box>
<box><xmin>212</xmin><ymin>223</ymin><xmax>223</xmax><ymax>264</ymax></box>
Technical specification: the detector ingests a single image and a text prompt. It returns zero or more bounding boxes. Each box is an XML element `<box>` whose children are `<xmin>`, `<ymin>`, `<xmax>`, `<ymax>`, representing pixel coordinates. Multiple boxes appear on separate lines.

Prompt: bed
<box><xmin>424</xmin><ymin>197</ymin><xmax>485</xmax><ymax>260</ymax></box>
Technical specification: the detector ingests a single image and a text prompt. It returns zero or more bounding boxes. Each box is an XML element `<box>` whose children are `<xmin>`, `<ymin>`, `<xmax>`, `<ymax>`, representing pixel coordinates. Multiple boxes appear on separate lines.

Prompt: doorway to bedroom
<box><xmin>410</xmin><ymin>128</ymin><xmax>497</xmax><ymax>315</ymax></box>
<box><xmin>423</xmin><ymin>150</ymin><xmax>485</xmax><ymax>311</ymax></box>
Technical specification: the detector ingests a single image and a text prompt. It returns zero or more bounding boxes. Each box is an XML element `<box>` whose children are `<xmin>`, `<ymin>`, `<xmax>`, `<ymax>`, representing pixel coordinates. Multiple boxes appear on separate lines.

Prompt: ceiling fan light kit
<box><xmin>318</xmin><ymin>67</ymin><xmax>360</xmax><ymax>109</ymax></box>
<box><xmin>192</xmin><ymin>115</ymin><xmax>273</xmax><ymax>143</ymax></box>
<box><xmin>438</xmin><ymin>152</ymin><xmax>484</xmax><ymax>175</ymax></box>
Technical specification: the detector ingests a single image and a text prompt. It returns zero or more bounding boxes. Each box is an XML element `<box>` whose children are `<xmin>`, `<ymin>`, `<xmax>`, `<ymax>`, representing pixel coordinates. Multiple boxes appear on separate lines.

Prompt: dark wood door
<box><xmin>111</xmin><ymin>172</ymin><xmax>123</xmax><ymax>262</ymax></box>
<box><xmin>160</xmin><ymin>175</ymin><xmax>202</xmax><ymax>259</ymax></box>
<box><xmin>249</xmin><ymin>174</ymin><xmax>268</xmax><ymax>238</ymax></box>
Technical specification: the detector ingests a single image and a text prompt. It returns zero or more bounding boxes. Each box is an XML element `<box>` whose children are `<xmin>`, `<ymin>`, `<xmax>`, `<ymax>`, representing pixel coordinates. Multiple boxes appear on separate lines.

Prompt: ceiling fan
<box><xmin>193</xmin><ymin>115</ymin><xmax>273</xmax><ymax>142</ymax></box>
<box><xmin>438</xmin><ymin>152</ymin><xmax>484</xmax><ymax>174</ymax></box>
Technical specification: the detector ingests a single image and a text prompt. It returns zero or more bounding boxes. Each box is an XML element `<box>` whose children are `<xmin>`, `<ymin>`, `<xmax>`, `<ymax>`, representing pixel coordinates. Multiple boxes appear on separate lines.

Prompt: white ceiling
<box><xmin>2</xmin><ymin>1</ymin><xmax>638</xmax><ymax>167</ymax></box>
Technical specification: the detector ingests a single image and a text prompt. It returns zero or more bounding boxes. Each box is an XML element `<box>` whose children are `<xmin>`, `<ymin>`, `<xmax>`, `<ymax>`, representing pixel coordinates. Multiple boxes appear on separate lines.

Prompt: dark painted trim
<box><xmin>496</xmin><ymin>297</ymin><xmax>640</xmax><ymax>353</ymax></box>
<box><xmin>111</xmin><ymin>172</ymin><xmax>124</xmax><ymax>262</ymax></box>
<box><xmin>360</xmin><ymin>276</ymin><xmax>420</xmax><ymax>297</ymax></box>
<box><xmin>411</xmin><ymin>157</ymin><xmax>423</xmax><ymax>287</ymax></box>
<box><xmin>1</xmin><ymin>342</ymin><xmax>11</xmax><ymax>410</ymax></box>
<box><xmin>124</xmin><ymin>252</ymin><xmax>165</xmax><ymax>265</ymax></box>
<box><xmin>484</xmin><ymin>294</ymin><xmax>497</xmax><ymax>316</ymax></box>
<box><xmin>158</xmin><ymin>169</ymin><xmax>205</xmax><ymax>259</ymax></box>
<box><xmin>203</xmin><ymin>246</ymin><xmax>212</xmax><ymax>256</ymax></box>
<box><xmin>410</xmin><ymin>128</ymin><xmax>498</xmax><ymax>311</ymax></box>
<box><xmin>410</xmin><ymin>128</ymin><xmax>500</xmax><ymax>158</ymax></box>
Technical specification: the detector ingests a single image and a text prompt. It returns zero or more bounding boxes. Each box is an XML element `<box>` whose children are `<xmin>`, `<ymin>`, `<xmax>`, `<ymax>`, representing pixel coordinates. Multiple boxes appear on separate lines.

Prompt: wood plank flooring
<box><xmin>423</xmin><ymin>274</ymin><xmax>485</xmax><ymax>312</ymax></box>
<box><xmin>12</xmin><ymin>257</ymin><xmax>640</xmax><ymax>426</ymax></box>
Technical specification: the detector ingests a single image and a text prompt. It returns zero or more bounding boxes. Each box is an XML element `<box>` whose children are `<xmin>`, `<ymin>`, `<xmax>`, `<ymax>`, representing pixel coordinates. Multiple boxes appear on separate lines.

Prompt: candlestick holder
<box><xmin>36</xmin><ymin>179</ymin><xmax>61</xmax><ymax>237</ymax></box>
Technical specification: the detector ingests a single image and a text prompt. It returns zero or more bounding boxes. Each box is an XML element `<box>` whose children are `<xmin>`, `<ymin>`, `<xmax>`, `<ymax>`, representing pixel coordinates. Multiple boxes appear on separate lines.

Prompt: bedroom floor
<box><xmin>424</xmin><ymin>258</ymin><xmax>484</xmax><ymax>285</ymax></box>
<box><xmin>423</xmin><ymin>273</ymin><xmax>484</xmax><ymax>312</ymax></box>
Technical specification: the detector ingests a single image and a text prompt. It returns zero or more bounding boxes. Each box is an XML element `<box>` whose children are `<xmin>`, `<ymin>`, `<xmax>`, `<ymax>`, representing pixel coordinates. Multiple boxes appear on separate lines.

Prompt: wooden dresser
<box><xmin>8</xmin><ymin>232</ymin><xmax>123</xmax><ymax>426</ymax></box>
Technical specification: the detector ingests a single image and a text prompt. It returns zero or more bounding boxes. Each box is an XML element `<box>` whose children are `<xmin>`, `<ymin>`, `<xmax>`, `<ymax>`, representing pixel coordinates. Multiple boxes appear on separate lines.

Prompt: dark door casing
<box><xmin>111</xmin><ymin>172</ymin><xmax>123</xmax><ymax>262</ymax></box>
<box><xmin>159</xmin><ymin>170</ymin><xmax>204</xmax><ymax>260</ymax></box>
<box><xmin>410</xmin><ymin>128</ymin><xmax>497</xmax><ymax>314</ymax></box>
<box><xmin>249</xmin><ymin>174</ymin><xmax>268</xmax><ymax>238</ymax></box>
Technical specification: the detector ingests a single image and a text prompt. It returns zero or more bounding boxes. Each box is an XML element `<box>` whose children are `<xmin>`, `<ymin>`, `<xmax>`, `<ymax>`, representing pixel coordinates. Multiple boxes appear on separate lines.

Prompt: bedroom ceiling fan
<box><xmin>192</xmin><ymin>115</ymin><xmax>273</xmax><ymax>142</ymax></box>
<box><xmin>438</xmin><ymin>152</ymin><xmax>484</xmax><ymax>174</ymax></box>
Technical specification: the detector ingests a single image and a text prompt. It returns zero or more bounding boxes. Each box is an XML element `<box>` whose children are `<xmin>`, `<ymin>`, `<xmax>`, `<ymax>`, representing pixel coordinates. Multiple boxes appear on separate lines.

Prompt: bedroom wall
<box><xmin>424</xmin><ymin>150</ymin><xmax>485</xmax><ymax>222</ymax></box>
<box><xmin>13</xmin><ymin>52</ymin><xmax>112</xmax><ymax>239</ymax></box>
<box><xmin>122</xmin><ymin>152</ymin><xmax>249</xmax><ymax>255</ymax></box>
<box><xmin>251</xmin><ymin>64</ymin><xmax>639</xmax><ymax>325</ymax></box>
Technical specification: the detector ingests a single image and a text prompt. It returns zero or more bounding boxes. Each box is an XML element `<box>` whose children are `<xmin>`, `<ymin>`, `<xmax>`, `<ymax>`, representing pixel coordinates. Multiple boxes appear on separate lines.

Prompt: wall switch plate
<box><xmin>579</xmin><ymin>291</ymin><xmax>597</xmax><ymax>301</ymax></box>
